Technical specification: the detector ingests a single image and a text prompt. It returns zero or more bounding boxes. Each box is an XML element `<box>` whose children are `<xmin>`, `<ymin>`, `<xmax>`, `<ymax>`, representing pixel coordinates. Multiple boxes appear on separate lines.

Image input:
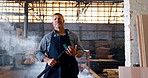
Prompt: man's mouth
<box><xmin>55</xmin><ymin>24</ymin><xmax>61</xmax><ymax>28</ymax></box>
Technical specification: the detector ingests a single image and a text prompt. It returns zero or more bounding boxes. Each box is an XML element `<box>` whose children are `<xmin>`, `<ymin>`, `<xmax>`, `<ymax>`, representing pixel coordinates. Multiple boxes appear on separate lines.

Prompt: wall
<box><xmin>27</xmin><ymin>23</ymin><xmax>124</xmax><ymax>41</ymax></box>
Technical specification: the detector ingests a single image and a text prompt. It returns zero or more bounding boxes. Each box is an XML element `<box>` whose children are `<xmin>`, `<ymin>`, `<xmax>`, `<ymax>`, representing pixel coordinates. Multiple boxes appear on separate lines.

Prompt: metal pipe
<box><xmin>24</xmin><ymin>2</ymin><xmax>28</xmax><ymax>38</ymax></box>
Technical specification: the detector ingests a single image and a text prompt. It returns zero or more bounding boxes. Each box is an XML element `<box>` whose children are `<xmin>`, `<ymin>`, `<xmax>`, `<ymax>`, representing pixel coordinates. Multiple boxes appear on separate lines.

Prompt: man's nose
<box><xmin>55</xmin><ymin>19</ymin><xmax>60</xmax><ymax>21</ymax></box>
<box><xmin>55</xmin><ymin>20</ymin><xmax>59</xmax><ymax>23</ymax></box>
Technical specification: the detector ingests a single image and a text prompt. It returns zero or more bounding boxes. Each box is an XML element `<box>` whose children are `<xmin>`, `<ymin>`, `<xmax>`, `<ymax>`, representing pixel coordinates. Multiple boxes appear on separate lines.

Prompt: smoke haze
<box><xmin>0</xmin><ymin>22</ymin><xmax>37</xmax><ymax>53</ymax></box>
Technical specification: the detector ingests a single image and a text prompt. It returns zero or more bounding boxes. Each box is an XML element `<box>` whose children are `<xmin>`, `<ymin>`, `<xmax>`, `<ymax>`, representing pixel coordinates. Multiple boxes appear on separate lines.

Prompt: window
<box><xmin>0</xmin><ymin>1</ymin><xmax>124</xmax><ymax>23</ymax></box>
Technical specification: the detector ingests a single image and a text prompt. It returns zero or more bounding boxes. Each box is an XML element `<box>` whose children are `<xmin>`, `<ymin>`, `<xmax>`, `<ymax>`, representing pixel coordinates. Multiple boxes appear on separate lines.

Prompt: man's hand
<box><xmin>66</xmin><ymin>45</ymin><xmax>78</xmax><ymax>56</ymax></box>
<box><xmin>43</xmin><ymin>57</ymin><xmax>59</xmax><ymax>66</ymax></box>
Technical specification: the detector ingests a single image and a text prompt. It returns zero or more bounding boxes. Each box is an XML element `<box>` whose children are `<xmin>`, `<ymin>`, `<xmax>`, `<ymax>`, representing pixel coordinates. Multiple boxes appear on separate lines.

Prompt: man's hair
<box><xmin>53</xmin><ymin>13</ymin><xmax>64</xmax><ymax>19</ymax></box>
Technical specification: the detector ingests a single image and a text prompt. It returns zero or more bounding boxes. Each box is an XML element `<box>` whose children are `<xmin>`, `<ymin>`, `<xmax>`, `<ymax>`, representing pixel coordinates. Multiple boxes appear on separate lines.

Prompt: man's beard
<box><xmin>55</xmin><ymin>24</ymin><xmax>61</xmax><ymax>29</ymax></box>
<box><xmin>54</xmin><ymin>24</ymin><xmax>61</xmax><ymax>31</ymax></box>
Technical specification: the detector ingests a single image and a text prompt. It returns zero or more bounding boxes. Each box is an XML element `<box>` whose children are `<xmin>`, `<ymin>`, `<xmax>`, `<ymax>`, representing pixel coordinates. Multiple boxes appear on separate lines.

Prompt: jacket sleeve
<box><xmin>75</xmin><ymin>34</ymin><xmax>84</xmax><ymax>54</ymax></box>
<box><xmin>36</xmin><ymin>35</ymin><xmax>49</xmax><ymax>62</ymax></box>
<box><xmin>69</xmin><ymin>31</ymin><xmax>84</xmax><ymax>55</ymax></box>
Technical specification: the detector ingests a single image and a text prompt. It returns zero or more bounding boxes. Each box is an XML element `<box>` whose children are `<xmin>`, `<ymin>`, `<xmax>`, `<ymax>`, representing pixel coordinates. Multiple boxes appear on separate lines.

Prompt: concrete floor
<box><xmin>0</xmin><ymin>70</ymin><xmax>42</xmax><ymax>78</ymax></box>
<box><xmin>0</xmin><ymin>63</ymin><xmax>99</xmax><ymax>78</ymax></box>
<box><xmin>0</xmin><ymin>63</ymin><xmax>45</xmax><ymax>78</ymax></box>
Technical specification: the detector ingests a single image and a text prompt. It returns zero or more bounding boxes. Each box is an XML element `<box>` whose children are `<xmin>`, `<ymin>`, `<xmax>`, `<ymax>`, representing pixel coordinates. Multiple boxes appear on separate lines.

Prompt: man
<box><xmin>36</xmin><ymin>13</ymin><xmax>84</xmax><ymax>78</ymax></box>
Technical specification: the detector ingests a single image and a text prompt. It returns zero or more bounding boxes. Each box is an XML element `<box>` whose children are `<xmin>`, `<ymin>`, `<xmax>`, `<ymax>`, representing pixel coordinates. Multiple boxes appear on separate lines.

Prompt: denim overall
<box><xmin>43</xmin><ymin>30</ymin><xmax>79</xmax><ymax>78</ymax></box>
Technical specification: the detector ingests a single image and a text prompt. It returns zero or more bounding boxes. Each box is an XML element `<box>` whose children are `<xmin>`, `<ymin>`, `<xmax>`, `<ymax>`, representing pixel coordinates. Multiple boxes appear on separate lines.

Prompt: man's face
<box><xmin>52</xmin><ymin>15</ymin><xmax>64</xmax><ymax>29</ymax></box>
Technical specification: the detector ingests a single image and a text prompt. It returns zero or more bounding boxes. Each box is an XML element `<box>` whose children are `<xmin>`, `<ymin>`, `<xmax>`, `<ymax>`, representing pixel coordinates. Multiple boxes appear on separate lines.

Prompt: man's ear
<box><xmin>63</xmin><ymin>20</ymin><xmax>65</xmax><ymax>23</ymax></box>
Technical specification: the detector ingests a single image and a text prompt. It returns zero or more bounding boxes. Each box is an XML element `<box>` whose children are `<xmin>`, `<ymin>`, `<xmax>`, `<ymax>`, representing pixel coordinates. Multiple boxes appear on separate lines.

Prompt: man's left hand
<box><xmin>65</xmin><ymin>45</ymin><xmax>78</xmax><ymax>56</ymax></box>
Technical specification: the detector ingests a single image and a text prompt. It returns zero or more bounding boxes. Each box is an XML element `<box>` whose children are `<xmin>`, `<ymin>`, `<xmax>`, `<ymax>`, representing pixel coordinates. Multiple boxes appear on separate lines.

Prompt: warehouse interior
<box><xmin>0</xmin><ymin>0</ymin><xmax>148</xmax><ymax>78</ymax></box>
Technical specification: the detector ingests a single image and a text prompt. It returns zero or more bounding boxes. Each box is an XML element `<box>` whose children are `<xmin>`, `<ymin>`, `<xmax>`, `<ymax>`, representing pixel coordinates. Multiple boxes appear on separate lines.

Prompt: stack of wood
<box><xmin>95</xmin><ymin>47</ymin><xmax>110</xmax><ymax>59</ymax></box>
<box><xmin>23</xmin><ymin>51</ymin><xmax>37</xmax><ymax>65</ymax></box>
<box><xmin>136</xmin><ymin>15</ymin><xmax>148</xmax><ymax>67</ymax></box>
<box><xmin>119</xmin><ymin>67</ymin><xmax>148</xmax><ymax>78</ymax></box>
<box><xmin>103</xmin><ymin>69</ymin><xmax>118</xmax><ymax>78</ymax></box>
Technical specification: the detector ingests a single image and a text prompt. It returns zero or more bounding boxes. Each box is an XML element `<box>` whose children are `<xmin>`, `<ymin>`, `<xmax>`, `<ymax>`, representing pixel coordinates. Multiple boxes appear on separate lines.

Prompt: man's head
<box><xmin>52</xmin><ymin>13</ymin><xmax>65</xmax><ymax>31</ymax></box>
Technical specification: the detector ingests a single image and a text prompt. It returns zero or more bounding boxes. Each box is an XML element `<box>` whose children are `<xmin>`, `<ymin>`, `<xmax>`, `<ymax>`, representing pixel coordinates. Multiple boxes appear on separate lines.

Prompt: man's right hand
<box><xmin>43</xmin><ymin>57</ymin><xmax>59</xmax><ymax>66</ymax></box>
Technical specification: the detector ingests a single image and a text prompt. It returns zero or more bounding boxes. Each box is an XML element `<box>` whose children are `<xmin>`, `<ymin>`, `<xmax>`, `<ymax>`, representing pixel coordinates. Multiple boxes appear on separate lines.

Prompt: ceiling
<box><xmin>7</xmin><ymin>0</ymin><xmax>124</xmax><ymax>3</ymax></box>
<box><xmin>46</xmin><ymin>0</ymin><xmax>123</xmax><ymax>2</ymax></box>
